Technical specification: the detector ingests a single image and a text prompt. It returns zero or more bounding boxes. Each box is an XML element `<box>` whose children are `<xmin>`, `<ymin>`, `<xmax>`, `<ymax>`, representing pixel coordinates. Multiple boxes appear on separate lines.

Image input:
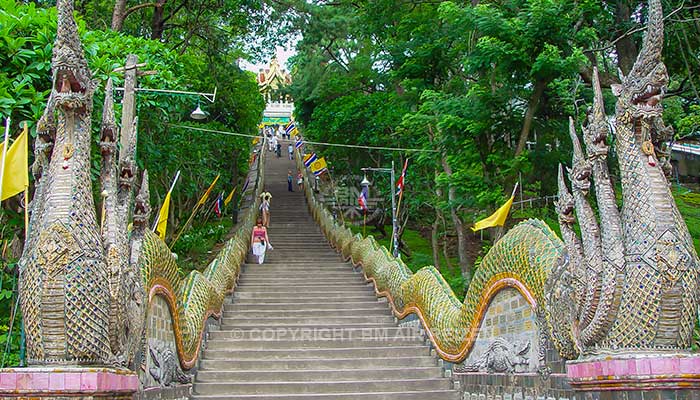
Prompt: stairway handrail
<box><xmin>295</xmin><ymin>147</ymin><xmax>558</xmax><ymax>365</ymax></box>
<box><xmin>140</xmin><ymin>144</ymin><xmax>266</xmax><ymax>370</ymax></box>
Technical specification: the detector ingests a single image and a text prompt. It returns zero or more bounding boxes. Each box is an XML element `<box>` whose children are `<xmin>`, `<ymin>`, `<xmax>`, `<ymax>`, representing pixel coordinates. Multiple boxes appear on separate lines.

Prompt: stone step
<box><xmin>191</xmin><ymin>390</ymin><xmax>460</xmax><ymax>400</ymax></box>
<box><xmin>198</xmin><ymin>356</ymin><xmax>439</xmax><ymax>371</ymax></box>
<box><xmin>205</xmin><ymin>336</ymin><xmax>423</xmax><ymax>350</ymax></box>
<box><xmin>209</xmin><ymin>326</ymin><xmax>419</xmax><ymax>340</ymax></box>
<box><xmin>193</xmin><ymin>379</ymin><xmax>452</xmax><ymax>396</ymax></box>
<box><xmin>224</xmin><ymin>308</ymin><xmax>391</xmax><ymax>318</ymax></box>
<box><xmin>195</xmin><ymin>367</ymin><xmax>444</xmax><ymax>383</ymax></box>
<box><xmin>243</xmin><ymin>260</ymin><xmax>353</xmax><ymax>273</ymax></box>
<box><xmin>223</xmin><ymin>301</ymin><xmax>385</xmax><ymax>312</ymax></box>
<box><xmin>203</xmin><ymin>346</ymin><xmax>430</xmax><ymax>360</ymax></box>
<box><xmin>232</xmin><ymin>290</ymin><xmax>376</xmax><ymax>300</ymax></box>
<box><xmin>230</xmin><ymin>295</ymin><xmax>379</xmax><ymax>304</ymax></box>
<box><xmin>221</xmin><ymin>315</ymin><xmax>396</xmax><ymax>326</ymax></box>
<box><xmin>234</xmin><ymin>283</ymin><xmax>370</xmax><ymax>291</ymax></box>
<box><xmin>216</xmin><ymin>322</ymin><xmax>394</xmax><ymax>331</ymax></box>
<box><xmin>240</xmin><ymin>271</ymin><xmax>359</xmax><ymax>279</ymax></box>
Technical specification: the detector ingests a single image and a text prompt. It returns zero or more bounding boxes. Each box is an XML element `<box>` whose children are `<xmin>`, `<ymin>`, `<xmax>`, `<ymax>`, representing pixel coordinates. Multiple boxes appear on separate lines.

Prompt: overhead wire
<box><xmin>167</xmin><ymin>124</ymin><xmax>439</xmax><ymax>153</ymax></box>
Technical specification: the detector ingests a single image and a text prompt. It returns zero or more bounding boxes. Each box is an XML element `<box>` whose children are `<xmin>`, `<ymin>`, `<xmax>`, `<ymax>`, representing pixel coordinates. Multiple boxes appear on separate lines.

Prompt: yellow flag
<box><xmin>155</xmin><ymin>191</ymin><xmax>171</xmax><ymax>240</ymax></box>
<box><xmin>310</xmin><ymin>157</ymin><xmax>327</xmax><ymax>174</ymax></box>
<box><xmin>197</xmin><ymin>174</ymin><xmax>220</xmax><ymax>207</ymax></box>
<box><xmin>1</xmin><ymin>124</ymin><xmax>29</xmax><ymax>201</ymax></box>
<box><xmin>223</xmin><ymin>187</ymin><xmax>236</xmax><ymax>207</ymax></box>
<box><xmin>472</xmin><ymin>196</ymin><xmax>514</xmax><ymax>232</ymax></box>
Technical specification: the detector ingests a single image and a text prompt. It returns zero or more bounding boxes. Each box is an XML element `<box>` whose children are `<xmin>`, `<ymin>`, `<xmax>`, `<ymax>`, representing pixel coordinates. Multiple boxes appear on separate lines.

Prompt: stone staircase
<box><xmin>192</xmin><ymin>147</ymin><xmax>459</xmax><ymax>399</ymax></box>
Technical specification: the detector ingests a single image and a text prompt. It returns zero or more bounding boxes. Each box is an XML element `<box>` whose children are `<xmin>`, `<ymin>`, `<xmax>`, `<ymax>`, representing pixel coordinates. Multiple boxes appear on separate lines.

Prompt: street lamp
<box><xmin>361</xmin><ymin>160</ymin><xmax>399</xmax><ymax>258</ymax></box>
<box><xmin>190</xmin><ymin>104</ymin><xmax>207</xmax><ymax>120</ymax></box>
<box><xmin>115</xmin><ymin>87</ymin><xmax>217</xmax><ymax>120</ymax></box>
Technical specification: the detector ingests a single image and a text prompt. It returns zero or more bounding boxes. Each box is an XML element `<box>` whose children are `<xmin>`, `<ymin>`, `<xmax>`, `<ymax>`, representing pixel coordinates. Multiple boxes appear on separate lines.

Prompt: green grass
<box><xmin>346</xmin><ymin>224</ymin><xmax>468</xmax><ymax>299</ymax></box>
<box><xmin>342</xmin><ymin>189</ymin><xmax>700</xmax><ymax>304</ymax></box>
<box><xmin>172</xmin><ymin>216</ymin><xmax>235</xmax><ymax>274</ymax></box>
<box><xmin>673</xmin><ymin>189</ymin><xmax>700</xmax><ymax>255</ymax></box>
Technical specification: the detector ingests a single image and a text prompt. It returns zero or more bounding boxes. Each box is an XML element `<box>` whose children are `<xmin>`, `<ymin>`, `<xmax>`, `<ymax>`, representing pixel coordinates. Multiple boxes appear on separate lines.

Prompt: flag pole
<box><xmin>152</xmin><ymin>170</ymin><xmax>180</xmax><ymax>231</ymax></box>
<box><xmin>510</xmin><ymin>182</ymin><xmax>519</xmax><ymax>201</ymax></box>
<box><xmin>22</xmin><ymin>122</ymin><xmax>29</xmax><ymax>237</ymax></box>
<box><xmin>394</xmin><ymin>159</ymin><xmax>408</xmax><ymax>224</ymax></box>
<box><xmin>326</xmin><ymin>169</ymin><xmax>345</xmax><ymax>226</ymax></box>
<box><xmin>0</xmin><ymin>117</ymin><xmax>11</xmax><ymax>203</ymax></box>
<box><xmin>170</xmin><ymin>175</ymin><xmax>220</xmax><ymax>248</ymax></box>
<box><xmin>363</xmin><ymin>208</ymin><xmax>366</xmax><ymax>237</ymax></box>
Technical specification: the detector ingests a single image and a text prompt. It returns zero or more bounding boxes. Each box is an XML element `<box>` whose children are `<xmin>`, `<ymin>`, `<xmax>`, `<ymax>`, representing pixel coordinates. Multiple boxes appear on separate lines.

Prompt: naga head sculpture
<box><xmin>566</xmin><ymin>117</ymin><xmax>591</xmax><ymax>195</ymax></box>
<box><xmin>611</xmin><ymin>0</ymin><xmax>667</xmax><ymax>120</ymax></box>
<box><xmin>555</xmin><ymin>164</ymin><xmax>575</xmax><ymax>226</ymax></box>
<box><xmin>582</xmin><ymin>67</ymin><xmax>610</xmax><ymax>157</ymax></box>
<box><xmin>52</xmin><ymin>0</ymin><xmax>95</xmax><ymax>113</ymax></box>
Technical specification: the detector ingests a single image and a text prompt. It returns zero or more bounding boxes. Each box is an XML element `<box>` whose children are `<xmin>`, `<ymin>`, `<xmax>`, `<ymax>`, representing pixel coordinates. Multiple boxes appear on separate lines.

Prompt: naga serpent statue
<box><xmin>19</xmin><ymin>0</ymin><xmax>261</xmax><ymax>370</ymax></box>
<box><xmin>15</xmin><ymin>0</ymin><xmax>698</xmax><ymax>379</ymax></box>
<box><xmin>304</xmin><ymin>0</ymin><xmax>699</xmax><ymax>370</ymax></box>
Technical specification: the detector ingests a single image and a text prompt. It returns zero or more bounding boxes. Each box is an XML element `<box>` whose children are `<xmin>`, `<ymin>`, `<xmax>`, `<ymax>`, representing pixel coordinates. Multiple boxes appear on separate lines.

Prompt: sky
<box><xmin>239</xmin><ymin>46</ymin><xmax>296</xmax><ymax>73</ymax></box>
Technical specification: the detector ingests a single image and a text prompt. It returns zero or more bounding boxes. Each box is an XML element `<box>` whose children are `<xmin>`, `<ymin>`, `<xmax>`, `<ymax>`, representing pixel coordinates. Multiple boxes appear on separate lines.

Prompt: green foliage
<box><xmin>0</xmin><ymin>0</ymin><xmax>265</xmax><ymax>366</ymax></box>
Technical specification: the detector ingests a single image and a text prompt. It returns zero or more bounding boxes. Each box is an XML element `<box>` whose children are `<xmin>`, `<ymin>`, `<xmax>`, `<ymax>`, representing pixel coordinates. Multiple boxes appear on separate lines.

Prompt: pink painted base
<box><xmin>0</xmin><ymin>367</ymin><xmax>139</xmax><ymax>398</ymax></box>
<box><xmin>567</xmin><ymin>354</ymin><xmax>700</xmax><ymax>390</ymax></box>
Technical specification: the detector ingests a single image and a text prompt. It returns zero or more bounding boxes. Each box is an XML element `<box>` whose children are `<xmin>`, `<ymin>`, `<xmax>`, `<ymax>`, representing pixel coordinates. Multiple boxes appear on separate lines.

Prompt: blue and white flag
<box><xmin>285</xmin><ymin>122</ymin><xmax>297</xmax><ymax>137</ymax></box>
<box><xmin>295</xmin><ymin>136</ymin><xmax>304</xmax><ymax>149</ymax></box>
<box><xmin>303</xmin><ymin>153</ymin><xmax>318</xmax><ymax>168</ymax></box>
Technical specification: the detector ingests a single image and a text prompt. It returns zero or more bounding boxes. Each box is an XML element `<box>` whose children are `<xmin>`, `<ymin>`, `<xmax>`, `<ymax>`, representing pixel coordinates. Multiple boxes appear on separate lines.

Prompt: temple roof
<box><xmin>258</xmin><ymin>58</ymin><xmax>291</xmax><ymax>93</ymax></box>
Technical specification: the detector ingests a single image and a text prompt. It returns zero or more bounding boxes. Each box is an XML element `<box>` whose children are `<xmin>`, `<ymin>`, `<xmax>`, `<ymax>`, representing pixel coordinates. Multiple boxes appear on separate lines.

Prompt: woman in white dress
<box><xmin>251</xmin><ymin>218</ymin><xmax>272</xmax><ymax>264</ymax></box>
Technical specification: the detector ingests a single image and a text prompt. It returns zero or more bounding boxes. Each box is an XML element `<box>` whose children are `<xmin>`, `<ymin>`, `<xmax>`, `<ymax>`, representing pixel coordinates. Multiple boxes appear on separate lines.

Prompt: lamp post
<box><xmin>113</xmin><ymin>55</ymin><xmax>217</xmax><ymax>121</ymax></box>
<box><xmin>361</xmin><ymin>160</ymin><xmax>399</xmax><ymax>258</ymax></box>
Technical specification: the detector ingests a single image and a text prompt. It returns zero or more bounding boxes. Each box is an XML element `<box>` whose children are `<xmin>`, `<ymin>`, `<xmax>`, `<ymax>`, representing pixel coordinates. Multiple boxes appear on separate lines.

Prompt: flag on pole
<box><xmin>303</xmin><ymin>153</ymin><xmax>318</xmax><ymax>168</ymax></box>
<box><xmin>285</xmin><ymin>121</ymin><xmax>297</xmax><ymax>137</ymax></box>
<box><xmin>241</xmin><ymin>177</ymin><xmax>250</xmax><ymax>193</ymax></box>
<box><xmin>213</xmin><ymin>193</ymin><xmax>223</xmax><ymax>217</ymax></box>
<box><xmin>295</xmin><ymin>136</ymin><xmax>303</xmax><ymax>149</ymax></box>
<box><xmin>396</xmin><ymin>159</ymin><xmax>408</xmax><ymax>195</ymax></box>
<box><xmin>197</xmin><ymin>174</ymin><xmax>220</xmax><ymax>207</ymax></box>
<box><xmin>310</xmin><ymin>157</ymin><xmax>328</xmax><ymax>176</ymax></box>
<box><xmin>155</xmin><ymin>191</ymin><xmax>171</xmax><ymax>240</ymax></box>
<box><xmin>358</xmin><ymin>185</ymin><xmax>368</xmax><ymax>211</ymax></box>
<box><xmin>471</xmin><ymin>195</ymin><xmax>514</xmax><ymax>232</ymax></box>
<box><xmin>154</xmin><ymin>171</ymin><xmax>180</xmax><ymax>240</ymax></box>
<box><xmin>0</xmin><ymin>124</ymin><xmax>29</xmax><ymax>201</ymax></box>
<box><xmin>223</xmin><ymin>187</ymin><xmax>236</xmax><ymax>207</ymax></box>
<box><xmin>310</xmin><ymin>157</ymin><xmax>327</xmax><ymax>172</ymax></box>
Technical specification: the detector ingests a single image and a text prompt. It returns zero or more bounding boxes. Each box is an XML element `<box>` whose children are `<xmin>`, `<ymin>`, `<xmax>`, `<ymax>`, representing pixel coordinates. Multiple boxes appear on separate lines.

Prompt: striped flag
<box><xmin>396</xmin><ymin>159</ymin><xmax>408</xmax><ymax>195</ymax></box>
<box><xmin>358</xmin><ymin>185</ymin><xmax>368</xmax><ymax>211</ymax></box>
<box><xmin>310</xmin><ymin>157</ymin><xmax>328</xmax><ymax>176</ymax></box>
<box><xmin>285</xmin><ymin>121</ymin><xmax>297</xmax><ymax>137</ymax></box>
<box><xmin>213</xmin><ymin>193</ymin><xmax>223</xmax><ymax>217</ymax></box>
<box><xmin>295</xmin><ymin>136</ymin><xmax>303</xmax><ymax>149</ymax></box>
<box><xmin>303</xmin><ymin>153</ymin><xmax>318</xmax><ymax>168</ymax></box>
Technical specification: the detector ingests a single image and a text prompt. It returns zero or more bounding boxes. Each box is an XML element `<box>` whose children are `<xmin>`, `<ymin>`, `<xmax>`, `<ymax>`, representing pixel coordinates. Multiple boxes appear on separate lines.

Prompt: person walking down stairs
<box><xmin>250</xmin><ymin>218</ymin><xmax>272</xmax><ymax>264</ymax></box>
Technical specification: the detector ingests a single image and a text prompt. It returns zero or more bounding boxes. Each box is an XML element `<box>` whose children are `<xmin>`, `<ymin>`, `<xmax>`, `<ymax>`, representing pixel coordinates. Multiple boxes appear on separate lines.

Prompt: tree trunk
<box><xmin>111</xmin><ymin>0</ymin><xmax>126</xmax><ymax>31</ymax></box>
<box><xmin>431</xmin><ymin>215</ymin><xmax>441</xmax><ymax>272</ymax></box>
<box><xmin>614</xmin><ymin>0</ymin><xmax>638</xmax><ymax>76</ymax></box>
<box><xmin>151</xmin><ymin>3</ymin><xmax>165</xmax><ymax>40</ymax></box>
<box><xmin>514</xmin><ymin>79</ymin><xmax>547</xmax><ymax>157</ymax></box>
<box><xmin>440</xmin><ymin>157</ymin><xmax>471</xmax><ymax>281</ymax></box>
